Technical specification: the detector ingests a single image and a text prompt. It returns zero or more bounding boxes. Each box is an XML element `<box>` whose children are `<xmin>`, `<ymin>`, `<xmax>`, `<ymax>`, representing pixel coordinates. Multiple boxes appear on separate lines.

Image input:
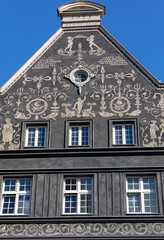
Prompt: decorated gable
<box><xmin>0</xmin><ymin>1</ymin><xmax>163</xmax><ymax>150</ymax></box>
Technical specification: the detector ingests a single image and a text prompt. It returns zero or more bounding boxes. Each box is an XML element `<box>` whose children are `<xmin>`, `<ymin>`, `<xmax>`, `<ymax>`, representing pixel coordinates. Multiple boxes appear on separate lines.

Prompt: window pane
<box><xmin>2</xmin><ymin>197</ymin><xmax>15</xmax><ymax>214</ymax></box>
<box><xmin>80</xmin><ymin>194</ymin><xmax>92</xmax><ymax>213</ymax></box>
<box><xmin>65</xmin><ymin>196</ymin><xmax>77</xmax><ymax>213</ymax></box>
<box><xmin>18</xmin><ymin>195</ymin><xmax>31</xmax><ymax>214</ymax></box>
<box><xmin>125</xmin><ymin>125</ymin><xmax>134</xmax><ymax>144</ymax></box>
<box><xmin>4</xmin><ymin>180</ymin><xmax>16</xmax><ymax>192</ymax></box>
<box><xmin>38</xmin><ymin>128</ymin><xmax>46</xmax><ymax>147</ymax></box>
<box><xmin>20</xmin><ymin>180</ymin><xmax>31</xmax><ymax>191</ymax></box>
<box><xmin>27</xmin><ymin>128</ymin><xmax>35</xmax><ymax>146</ymax></box>
<box><xmin>75</xmin><ymin>73</ymin><xmax>87</xmax><ymax>83</ymax></box>
<box><xmin>143</xmin><ymin>178</ymin><xmax>155</xmax><ymax>190</ymax></box>
<box><xmin>81</xmin><ymin>179</ymin><xmax>92</xmax><ymax>190</ymax></box>
<box><xmin>128</xmin><ymin>195</ymin><xmax>140</xmax><ymax>213</ymax></box>
<box><xmin>81</xmin><ymin>127</ymin><xmax>89</xmax><ymax>146</ymax></box>
<box><xmin>144</xmin><ymin>193</ymin><xmax>157</xmax><ymax>213</ymax></box>
<box><xmin>114</xmin><ymin>126</ymin><xmax>122</xmax><ymax>144</ymax></box>
<box><xmin>65</xmin><ymin>179</ymin><xmax>76</xmax><ymax>191</ymax></box>
<box><xmin>71</xmin><ymin>127</ymin><xmax>79</xmax><ymax>146</ymax></box>
<box><xmin>127</xmin><ymin>178</ymin><xmax>139</xmax><ymax>190</ymax></box>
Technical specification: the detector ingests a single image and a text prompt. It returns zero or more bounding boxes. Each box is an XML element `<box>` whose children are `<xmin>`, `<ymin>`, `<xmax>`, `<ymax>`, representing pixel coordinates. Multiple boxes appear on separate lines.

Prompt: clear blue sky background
<box><xmin>0</xmin><ymin>0</ymin><xmax>164</xmax><ymax>87</ymax></box>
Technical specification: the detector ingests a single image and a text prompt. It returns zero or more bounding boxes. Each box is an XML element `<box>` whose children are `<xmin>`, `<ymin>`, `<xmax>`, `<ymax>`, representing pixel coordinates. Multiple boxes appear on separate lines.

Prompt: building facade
<box><xmin>0</xmin><ymin>1</ymin><xmax>164</xmax><ymax>239</ymax></box>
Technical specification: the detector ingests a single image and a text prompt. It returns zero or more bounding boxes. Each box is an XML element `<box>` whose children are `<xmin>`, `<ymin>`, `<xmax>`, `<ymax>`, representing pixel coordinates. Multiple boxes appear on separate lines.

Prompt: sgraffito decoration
<box><xmin>0</xmin><ymin>222</ymin><xmax>164</xmax><ymax>237</ymax></box>
<box><xmin>42</xmin><ymin>88</ymin><xmax>68</xmax><ymax>120</ymax></box>
<box><xmin>98</xmin><ymin>56</ymin><xmax>128</xmax><ymax>66</ymax></box>
<box><xmin>58</xmin><ymin>35</ymin><xmax>105</xmax><ymax>60</ymax></box>
<box><xmin>0</xmin><ymin>118</ymin><xmax>20</xmax><ymax>150</ymax></box>
<box><xmin>32</xmin><ymin>58</ymin><xmax>61</xmax><ymax>69</ymax></box>
<box><xmin>141</xmin><ymin>118</ymin><xmax>164</xmax><ymax>147</ymax></box>
<box><xmin>144</xmin><ymin>92</ymin><xmax>164</xmax><ymax>118</ymax></box>
<box><xmin>4</xmin><ymin>88</ymin><xmax>31</xmax><ymax>120</ymax></box>
<box><xmin>90</xmin><ymin>68</ymin><xmax>145</xmax><ymax>118</ymax></box>
<box><xmin>61</xmin><ymin>92</ymin><xmax>96</xmax><ymax>118</ymax></box>
<box><xmin>1</xmin><ymin>34</ymin><xmax>164</xmax><ymax>150</ymax></box>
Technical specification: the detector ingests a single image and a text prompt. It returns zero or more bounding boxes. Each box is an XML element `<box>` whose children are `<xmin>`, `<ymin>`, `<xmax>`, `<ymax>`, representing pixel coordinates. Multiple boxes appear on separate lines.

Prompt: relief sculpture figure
<box><xmin>73</xmin><ymin>93</ymin><xmax>87</xmax><ymax>117</ymax></box>
<box><xmin>65</xmin><ymin>36</ymin><xmax>74</xmax><ymax>53</ymax></box>
<box><xmin>2</xmin><ymin>118</ymin><xmax>15</xmax><ymax>144</ymax></box>
<box><xmin>158</xmin><ymin>119</ymin><xmax>164</xmax><ymax>146</ymax></box>
<box><xmin>149</xmin><ymin>120</ymin><xmax>159</xmax><ymax>146</ymax></box>
<box><xmin>87</xmin><ymin>35</ymin><xmax>105</xmax><ymax>55</ymax></box>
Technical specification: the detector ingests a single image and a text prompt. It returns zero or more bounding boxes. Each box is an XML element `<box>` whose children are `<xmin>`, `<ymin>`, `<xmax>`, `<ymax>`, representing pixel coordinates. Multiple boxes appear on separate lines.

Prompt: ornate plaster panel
<box><xmin>0</xmin><ymin>222</ymin><xmax>164</xmax><ymax>237</ymax></box>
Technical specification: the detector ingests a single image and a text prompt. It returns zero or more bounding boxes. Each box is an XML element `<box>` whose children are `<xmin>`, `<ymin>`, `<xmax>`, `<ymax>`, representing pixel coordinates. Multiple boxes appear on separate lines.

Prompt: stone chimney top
<box><xmin>57</xmin><ymin>1</ymin><xmax>106</xmax><ymax>27</ymax></box>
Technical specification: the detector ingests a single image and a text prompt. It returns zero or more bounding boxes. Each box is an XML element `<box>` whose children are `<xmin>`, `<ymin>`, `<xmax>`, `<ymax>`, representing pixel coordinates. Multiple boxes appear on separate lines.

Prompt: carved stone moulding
<box><xmin>0</xmin><ymin>222</ymin><xmax>164</xmax><ymax>237</ymax></box>
<box><xmin>57</xmin><ymin>1</ymin><xmax>105</xmax><ymax>27</ymax></box>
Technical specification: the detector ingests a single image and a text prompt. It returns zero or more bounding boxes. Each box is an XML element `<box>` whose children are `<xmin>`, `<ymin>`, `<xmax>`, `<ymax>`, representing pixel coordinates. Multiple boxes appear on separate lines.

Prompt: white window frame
<box><xmin>25</xmin><ymin>126</ymin><xmax>47</xmax><ymax>147</ymax></box>
<box><xmin>69</xmin><ymin>125</ymin><xmax>90</xmax><ymax>146</ymax></box>
<box><xmin>113</xmin><ymin>123</ymin><xmax>135</xmax><ymax>145</ymax></box>
<box><xmin>63</xmin><ymin>177</ymin><xmax>93</xmax><ymax>215</ymax></box>
<box><xmin>1</xmin><ymin>179</ymin><xmax>31</xmax><ymax>215</ymax></box>
<box><xmin>126</xmin><ymin>177</ymin><xmax>158</xmax><ymax>214</ymax></box>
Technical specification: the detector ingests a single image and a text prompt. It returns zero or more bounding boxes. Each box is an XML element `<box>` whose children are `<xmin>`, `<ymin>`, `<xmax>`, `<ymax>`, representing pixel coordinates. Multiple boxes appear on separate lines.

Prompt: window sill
<box><xmin>62</xmin><ymin>213</ymin><xmax>94</xmax><ymax>216</ymax></box>
<box><xmin>112</xmin><ymin>144</ymin><xmax>136</xmax><ymax>147</ymax></box>
<box><xmin>126</xmin><ymin>212</ymin><xmax>159</xmax><ymax>215</ymax></box>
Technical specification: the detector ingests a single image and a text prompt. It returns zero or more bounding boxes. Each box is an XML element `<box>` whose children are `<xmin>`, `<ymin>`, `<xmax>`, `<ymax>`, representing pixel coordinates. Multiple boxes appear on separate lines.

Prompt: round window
<box><xmin>74</xmin><ymin>72</ymin><xmax>87</xmax><ymax>83</ymax></box>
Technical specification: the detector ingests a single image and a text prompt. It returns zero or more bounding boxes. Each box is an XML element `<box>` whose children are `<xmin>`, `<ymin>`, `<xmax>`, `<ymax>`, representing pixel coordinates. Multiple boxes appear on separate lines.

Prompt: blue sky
<box><xmin>0</xmin><ymin>0</ymin><xmax>164</xmax><ymax>87</ymax></box>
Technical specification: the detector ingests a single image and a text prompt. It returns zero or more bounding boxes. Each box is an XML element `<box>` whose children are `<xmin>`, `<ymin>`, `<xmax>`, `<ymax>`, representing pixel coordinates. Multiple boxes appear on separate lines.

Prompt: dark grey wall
<box><xmin>0</xmin><ymin>169</ymin><xmax>163</xmax><ymax>218</ymax></box>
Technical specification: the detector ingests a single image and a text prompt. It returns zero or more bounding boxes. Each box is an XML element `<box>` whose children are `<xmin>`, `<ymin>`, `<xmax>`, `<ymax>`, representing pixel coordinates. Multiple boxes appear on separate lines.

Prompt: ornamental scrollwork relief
<box><xmin>4</xmin><ymin>88</ymin><xmax>31</xmax><ymax>120</ymax></box>
<box><xmin>0</xmin><ymin>223</ymin><xmax>164</xmax><ymax>237</ymax></box>
<box><xmin>42</xmin><ymin>88</ymin><xmax>68</xmax><ymax>120</ymax></box>
<box><xmin>23</xmin><ymin>74</ymin><xmax>52</xmax><ymax>94</ymax></box>
<box><xmin>144</xmin><ymin>91</ymin><xmax>164</xmax><ymax>118</ymax></box>
<box><xmin>91</xmin><ymin>78</ymin><xmax>144</xmax><ymax>118</ymax></box>
<box><xmin>106</xmin><ymin>69</ymin><xmax>135</xmax><ymax>81</ymax></box>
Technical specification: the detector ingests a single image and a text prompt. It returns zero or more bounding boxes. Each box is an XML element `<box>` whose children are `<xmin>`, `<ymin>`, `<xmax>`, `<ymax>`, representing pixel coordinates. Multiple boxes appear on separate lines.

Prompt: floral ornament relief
<box><xmin>0</xmin><ymin>118</ymin><xmax>20</xmax><ymax>150</ymax></box>
<box><xmin>141</xmin><ymin>118</ymin><xmax>164</xmax><ymax>147</ymax></box>
<box><xmin>23</xmin><ymin>74</ymin><xmax>52</xmax><ymax>94</ymax></box>
<box><xmin>4</xmin><ymin>88</ymin><xmax>31</xmax><ymax>120</ymax></box>
<box><xmin>90</xmin><ymin>67</ymin><xmax>147</xmax><ymax>118</ymax></box>
<box><xmin>106</xmin><ymin>69</ymin><xmax>135</xmax><ymax>81</ymax></box>
<box><xmin>42</xmin><ymin>88</ymin><xmax>68</xmax><ymax>120</ymax></box>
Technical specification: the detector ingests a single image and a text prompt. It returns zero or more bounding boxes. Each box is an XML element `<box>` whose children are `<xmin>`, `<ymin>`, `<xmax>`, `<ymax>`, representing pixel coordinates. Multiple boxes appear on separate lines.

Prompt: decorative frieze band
<box><xmin>0</xmin><ymin>222</ymin><xmax>164</xmax><ymax>237</ymax></box>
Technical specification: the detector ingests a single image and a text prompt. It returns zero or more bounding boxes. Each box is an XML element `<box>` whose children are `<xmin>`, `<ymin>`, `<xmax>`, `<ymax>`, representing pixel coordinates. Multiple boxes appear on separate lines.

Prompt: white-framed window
<box><xmin>126</xmin><ymin>177</ymin><xmax>158</xmax><ymax>214</ymax></box>
<box><xmin>25</xmin><ymin>126</ymin><xmax>47</xmax><ymax>147</ymax></box>
<box><xmin>63</xmin><ymin>178</ymin><xmax>93</xmax><ymax>214</ymax></box>
<box><xmin>69</xmin><ymin>125</ymin><xmax>90</xmax><ymax>146</ymax></box>
<box><xmin>1</xmin><ymin>179</ymin><xmax>31</xmax><ymax>215</ymax></box>
<box><xmin>113</xmin><ymin>124</ymin><xmax>135</xmax><ymax>145</ymax></box>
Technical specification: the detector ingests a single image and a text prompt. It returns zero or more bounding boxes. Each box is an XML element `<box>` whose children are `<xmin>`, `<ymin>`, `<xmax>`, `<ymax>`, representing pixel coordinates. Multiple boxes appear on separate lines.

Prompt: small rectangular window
<box><xmin>126</xmin><ymin>177</ymin><xmax>158</xmax><ymax>214</ymax></box>
<box><xmin>113</xmin><ymin>124</ymin><xmax>135</xmax><ymax>145</ymax></box>
<box><xmin>69</xmin><ymin>125</ymin><xmax>90</xmax><ymax>146</ymax></box>
<box><xmin>63</xmin><ymin>178</ymin><xmax>93</xmax><ymax>214</ymax></box>
<box><xmin>1</xmin><ymin>179</ymin><xmax>32</xmax><ymax>215</ymax></box>
<box><xmin>25</xmin><ymin>126</ymin><xmax>47</xmax><ymax>147</ymax></box>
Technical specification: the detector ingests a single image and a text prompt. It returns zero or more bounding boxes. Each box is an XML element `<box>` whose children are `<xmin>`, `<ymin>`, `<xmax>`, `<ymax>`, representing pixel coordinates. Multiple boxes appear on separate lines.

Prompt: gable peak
<box><xmin>57</xmin><ymin>1</ymin><xmax>105</xmax><ymax>27</ymax></box>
